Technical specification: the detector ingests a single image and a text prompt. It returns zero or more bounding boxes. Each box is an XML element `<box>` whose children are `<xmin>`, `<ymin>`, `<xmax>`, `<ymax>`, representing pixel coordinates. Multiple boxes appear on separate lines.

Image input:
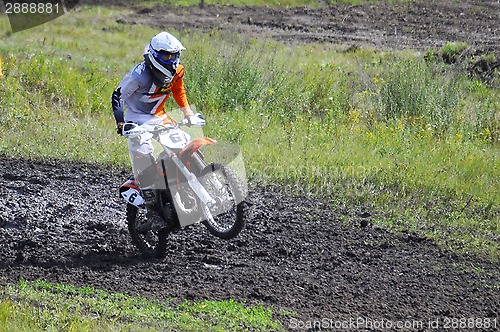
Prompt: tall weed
<box><xmin>378</xmin><ymin>58</ymin><xmax>461</xmax><ymax>132</ymax></box>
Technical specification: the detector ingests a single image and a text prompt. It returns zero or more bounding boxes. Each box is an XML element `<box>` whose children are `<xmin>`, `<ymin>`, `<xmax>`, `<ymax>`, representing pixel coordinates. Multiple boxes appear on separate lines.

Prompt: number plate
<box><xmin>159</xmin><ymin>128</ymin><xmax>191</xmax><ymax>150</ymax></box>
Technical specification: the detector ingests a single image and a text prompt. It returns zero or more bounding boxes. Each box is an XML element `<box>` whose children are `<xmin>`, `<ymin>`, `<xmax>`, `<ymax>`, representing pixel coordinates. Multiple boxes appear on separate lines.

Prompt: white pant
<box><xmin>126</xmin><ymin>112</ymin><xmax>158</xmax><ymax>188</ymax></box>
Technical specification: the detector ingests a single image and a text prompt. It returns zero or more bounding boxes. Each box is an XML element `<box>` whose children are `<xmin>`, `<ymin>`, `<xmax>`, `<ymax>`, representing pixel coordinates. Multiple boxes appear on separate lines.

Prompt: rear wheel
<box><xmin>127</xmin><ymin>204</ymin><xmax>169</xmax><ymax>258</ymax></box>
<box><xmin>199</xmin><ymin>163</ymin><xmax>246</xmax><ymax>239</ymax></box>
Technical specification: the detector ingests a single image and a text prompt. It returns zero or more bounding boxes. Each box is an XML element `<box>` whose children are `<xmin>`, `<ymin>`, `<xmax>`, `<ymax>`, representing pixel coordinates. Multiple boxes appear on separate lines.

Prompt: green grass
<box><xmin>0</xmin><ymin>279</ymin><xmax>283</xmax><ymax>331</ymax></box>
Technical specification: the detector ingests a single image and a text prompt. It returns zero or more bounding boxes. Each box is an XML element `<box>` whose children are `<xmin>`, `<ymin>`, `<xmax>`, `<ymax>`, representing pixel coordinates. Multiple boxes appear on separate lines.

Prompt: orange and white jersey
<box><xmin>112</xmin><ymin>62</ymin><xmax>189</xmax><ymax>125</ymax></box>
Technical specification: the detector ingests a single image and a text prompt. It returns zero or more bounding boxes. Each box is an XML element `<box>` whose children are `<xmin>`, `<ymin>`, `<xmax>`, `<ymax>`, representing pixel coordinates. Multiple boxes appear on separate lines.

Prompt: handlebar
<box><xmin>121</xmin><ymin>113</ymin><xmax>206</xmax><ymax>137</ymax></box>
<box><xmin>122</xmin><ymin>120</ymin><xmax>204</xmax><ymax>137</ymax></box>
<box><xmin>122</xmin><ymin>122</ymin><xmax>178</xmax><ymax>137</ymax></box>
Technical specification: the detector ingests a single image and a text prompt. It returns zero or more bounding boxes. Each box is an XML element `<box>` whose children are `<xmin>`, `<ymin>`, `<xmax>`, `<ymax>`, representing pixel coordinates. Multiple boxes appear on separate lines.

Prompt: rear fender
<box><xmin>119</xmin><ymin>177</ymin><xmax>139</xmax><ymax>194</ymax></box>
<box><xmin>119</xmin><ymin>178</ymin><xmax>145</xmax><ymax>207</ymax></box>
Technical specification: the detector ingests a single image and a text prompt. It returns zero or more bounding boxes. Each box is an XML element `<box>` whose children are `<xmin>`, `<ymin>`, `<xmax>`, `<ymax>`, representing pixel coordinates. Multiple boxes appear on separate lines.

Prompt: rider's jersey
<box><xmin>112</xmin><ymin>62</ymin><xmax>189</xmax><ymax>125</ymax></box>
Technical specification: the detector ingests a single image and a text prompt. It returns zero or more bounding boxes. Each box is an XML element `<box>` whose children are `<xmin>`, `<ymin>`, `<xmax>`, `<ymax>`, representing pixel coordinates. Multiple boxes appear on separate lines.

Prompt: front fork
<box><xmin>170</xmin><ymin>154</ymin><xmax>216</xmax><ymax>208</ymax></box>
<box><xmin>168</xmin><ymin>153</ymin><xmax>218</xmax><ymax>226</ymax></box>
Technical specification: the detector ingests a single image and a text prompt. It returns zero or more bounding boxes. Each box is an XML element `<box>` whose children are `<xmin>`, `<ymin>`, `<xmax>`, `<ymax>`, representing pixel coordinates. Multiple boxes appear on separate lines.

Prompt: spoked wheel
<box><xmin>199</xmin><ymin>163</ymin><xmax>246</xmax><ymax>239</ymax></box>
<box><xmin>126</xmin><ymin>204</ymin><xmax>169</xmax><ymax>258</ymax></box>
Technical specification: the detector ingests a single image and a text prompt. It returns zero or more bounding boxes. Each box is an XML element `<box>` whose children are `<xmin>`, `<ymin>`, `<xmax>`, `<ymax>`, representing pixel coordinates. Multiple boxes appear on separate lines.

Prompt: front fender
<box><xmin>178</xmin><ymin>137</ymin><xmax>217</xmax><ymax>158</ymax></box>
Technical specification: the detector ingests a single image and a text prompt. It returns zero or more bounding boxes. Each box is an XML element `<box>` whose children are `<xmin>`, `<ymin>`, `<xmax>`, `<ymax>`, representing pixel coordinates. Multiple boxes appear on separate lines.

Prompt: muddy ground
<box><xmin>1</xmin><ymin>0</ymin><xmax>500</xmax><ymax>330</ymax></box>
<box><xmin>89</xmin><ymin>0</ymin><xmax>500</xmax><ymax>53</ymax></box>
<box><xmin>0</xmin><ymin>157</ymin><xmax>498</xmax><ymax>329</ymax></box>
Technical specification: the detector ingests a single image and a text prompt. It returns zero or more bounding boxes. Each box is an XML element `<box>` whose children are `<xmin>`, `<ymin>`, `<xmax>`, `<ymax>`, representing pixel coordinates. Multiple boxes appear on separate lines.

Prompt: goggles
<box><xmin>149</xmin><ymin>44</ymin><xmax>180</xmax><ymax>67</ymax></box>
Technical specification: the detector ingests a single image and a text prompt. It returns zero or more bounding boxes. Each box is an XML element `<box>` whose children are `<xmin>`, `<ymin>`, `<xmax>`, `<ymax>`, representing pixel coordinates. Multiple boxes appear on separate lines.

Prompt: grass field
<box><xmin>0</xmin><ymin>2</ymin><xmax>498</xmax><ymax>330</ymax></box>
<box><xmin>0</xmin><ymin>279</ymin><xmax>283</xmax><ymax>331</ymax></box>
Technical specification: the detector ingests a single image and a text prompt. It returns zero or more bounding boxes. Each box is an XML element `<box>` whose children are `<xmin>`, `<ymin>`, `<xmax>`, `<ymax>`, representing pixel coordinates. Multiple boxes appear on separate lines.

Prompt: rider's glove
<box><xmin>116</xmin><ymin>122</ymin><xmax>124</xmax><ymax>135</ymax></box>
<box><xmin>181</xmin><ymin>113</ymin><xmax>206</xmax><ymax>127</ymax></box>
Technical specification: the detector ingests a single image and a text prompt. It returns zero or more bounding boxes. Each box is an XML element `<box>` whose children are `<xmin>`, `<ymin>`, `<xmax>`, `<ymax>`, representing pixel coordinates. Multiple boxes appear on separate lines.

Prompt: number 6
<box><xmin>128</xmin><ymin>192</ymin><xmax>138</xmax><ymax>203</ymax></box>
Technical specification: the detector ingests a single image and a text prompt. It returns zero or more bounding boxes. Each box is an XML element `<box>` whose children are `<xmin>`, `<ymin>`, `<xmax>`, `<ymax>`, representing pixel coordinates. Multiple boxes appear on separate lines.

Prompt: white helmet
<box><xmin>144</xmin><ymin>32</ymin><xmax>186</xmax><ymax>85</ymax></box>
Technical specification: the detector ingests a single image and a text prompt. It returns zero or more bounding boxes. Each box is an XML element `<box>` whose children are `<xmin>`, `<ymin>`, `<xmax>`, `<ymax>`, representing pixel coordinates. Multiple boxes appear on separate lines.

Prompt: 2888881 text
<box><xmin>5</xmin><ymin>2</ymin><xmax>61</xmax><ymax>14</ymax></box>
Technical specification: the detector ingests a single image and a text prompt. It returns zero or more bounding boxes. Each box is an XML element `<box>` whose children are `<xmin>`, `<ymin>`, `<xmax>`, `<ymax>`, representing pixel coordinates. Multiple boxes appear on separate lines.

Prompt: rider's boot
<box><xmin>136</xmin><ymin>161</ymin><xmax>163</xmax><ymax>208</ymax></box>
<box><xmin>140</xmin><ymin>188</ymin><xmax>157</xmax><ymax>208</ymax></box>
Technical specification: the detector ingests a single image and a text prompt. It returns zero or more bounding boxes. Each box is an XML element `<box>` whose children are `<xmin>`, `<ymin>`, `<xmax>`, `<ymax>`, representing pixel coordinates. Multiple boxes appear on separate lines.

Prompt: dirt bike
<box><xmin>119</xmin><ymin>115</ymin><xmax>247</xmax><ymax>258</ymax></box>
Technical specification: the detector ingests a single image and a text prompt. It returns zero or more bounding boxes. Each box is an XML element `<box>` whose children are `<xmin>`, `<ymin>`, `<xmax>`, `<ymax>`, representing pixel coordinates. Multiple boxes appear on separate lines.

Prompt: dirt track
<box><xmin>1</xmin><ymin>157</ymin><xmax>499</xmax><ymax>328</ymax></box>
<box><xmin>1</xmin><ymin>0</ymin><xmax>500</xmax><ymax>330</ymax></box>
<box><xmin>103</xmin><ymin>0</ymin><xmax>500</xmax><ymax>53</ymax></box>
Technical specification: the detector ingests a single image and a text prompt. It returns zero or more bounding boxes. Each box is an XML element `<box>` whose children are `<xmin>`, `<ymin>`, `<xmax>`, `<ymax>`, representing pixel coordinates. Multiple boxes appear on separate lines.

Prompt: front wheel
<box><xmin>199</xmin><ymin>163</ymin><xmax>246</xmax><ymax>239</ymax></box>
<box><xmin>127</xmin><ymin>204</ymin><xmax>169</xmax><ymax>258</ymax></box>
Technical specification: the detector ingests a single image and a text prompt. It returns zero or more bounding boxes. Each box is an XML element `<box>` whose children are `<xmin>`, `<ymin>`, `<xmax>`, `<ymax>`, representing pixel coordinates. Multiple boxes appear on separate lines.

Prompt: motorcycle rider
<box><xmin>112</xmin><ymin>31</ymin><xmax>205</xmax><ymax>205</ymax></box>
